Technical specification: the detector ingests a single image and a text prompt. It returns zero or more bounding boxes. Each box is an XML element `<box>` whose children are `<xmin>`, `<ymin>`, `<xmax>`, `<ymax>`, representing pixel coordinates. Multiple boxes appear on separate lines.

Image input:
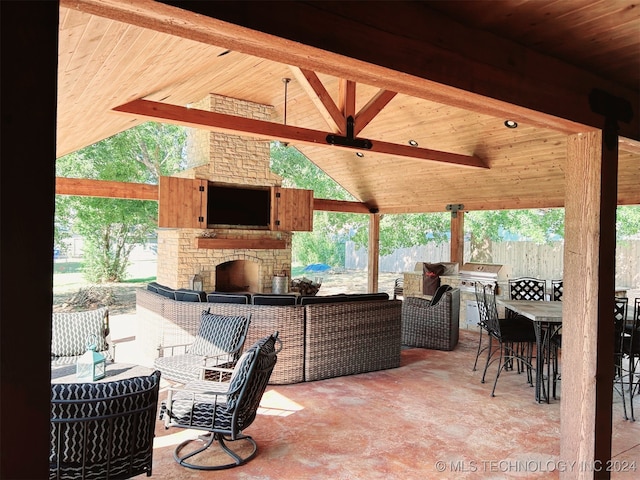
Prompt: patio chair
<box><xmin>401</xmin><ymin>286</ymin><xmax>458</xmax><ymax>351</ymax></box>
<box><xmin>472</xmin><ymin>282</ymin><xmax>491</xmax><ymax>371</ymax></box>
<box><xmin>620</xmin><ymin>298</ymin><xmax>640</xmax><ymax>420</ymax></box>
<box><xmin>480</xmin><ymin>283</ymin><xmax>537</xmax><ymax>397</ymax></box>
<box><xmin>50</xmin><ymin>370</ymin><xmax>161</xmax><ymax>479</ymax></box>
<box><xmin>393</xmin><ymin>277</ymin><xmax>404</xmax><ymax>299</ymax></box>
<box><xmin>154</xmin><ymin>311</ymin><xmax>251</xmax><ymax>384</ymax></box>
<box><xmin>613</xmin><ymin>297</ymin><xmax>637</xmax><ymax>420</ymax></box>
<box><xmin>159</xmin><ymin>332</ymin><xmax>281</xmax><ymax>470</ymax></box>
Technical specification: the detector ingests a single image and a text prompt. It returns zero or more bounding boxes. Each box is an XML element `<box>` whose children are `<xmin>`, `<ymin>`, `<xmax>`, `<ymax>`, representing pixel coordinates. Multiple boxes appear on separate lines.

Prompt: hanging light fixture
<box><xmin>281</xmin><ymin>78</ymin><xmax>291</xmax><ymax>147</ymax></box>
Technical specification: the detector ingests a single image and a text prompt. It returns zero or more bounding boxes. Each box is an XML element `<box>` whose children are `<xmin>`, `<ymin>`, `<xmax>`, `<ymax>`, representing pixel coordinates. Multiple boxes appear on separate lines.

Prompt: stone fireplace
<box><xmin>155</xmin><ymin>94</ymin><xmax>292</xmax><ymax>293</ymax></box>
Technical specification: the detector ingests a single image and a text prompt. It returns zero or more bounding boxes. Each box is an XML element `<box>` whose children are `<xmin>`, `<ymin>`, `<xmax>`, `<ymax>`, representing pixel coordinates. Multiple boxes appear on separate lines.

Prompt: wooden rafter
<box><xmin>354</xmin><ymin>89</ymin><xmax>397</xmax><ymax>136</ymax></box>
<box><xmin>289</xmin><ymin>67</ymin><xmax>345</xmax><ymax>134</ymax></box>
<box><xmin>113</xmin><ymin>99</ymin><xmax>488</xmax><ymax>168</ymax></box>
<box><xmin>291</xmin><ymin>69</ymin><xmax>398</xmax><ymax>139</ymax></box>
<box><xmin>338</xmin><ymin>79</ymin><xmax>356</xmax><ymax>119</ymax></box>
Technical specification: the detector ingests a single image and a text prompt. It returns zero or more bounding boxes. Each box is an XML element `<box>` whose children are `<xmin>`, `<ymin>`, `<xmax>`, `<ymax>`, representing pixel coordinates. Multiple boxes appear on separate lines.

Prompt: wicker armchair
<box><xmin>154</xmin><ymin>311</ymin><xmax>251</xmax><ymax>384</ymax></box>
<box><xmin>401</xmin><ymin>287</ymin><xmax>460</xmax><ymax>351</ymax></box>
<box><xmin>50</xmin><ymin>370</ymin><xmax>161</xmax><ymax>479</ymax></box>
<box><xmin>160</xmin><ymin>332</ymin><xmax>280</xmax><ymax>470</ymax></box>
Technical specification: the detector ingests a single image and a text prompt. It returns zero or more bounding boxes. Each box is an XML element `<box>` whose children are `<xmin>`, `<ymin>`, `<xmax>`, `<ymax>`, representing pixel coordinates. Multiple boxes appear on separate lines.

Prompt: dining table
<box><xmin>497</xmin><ymin>299</ymin><xmax>563</xmax><ymax>403</ymax></box>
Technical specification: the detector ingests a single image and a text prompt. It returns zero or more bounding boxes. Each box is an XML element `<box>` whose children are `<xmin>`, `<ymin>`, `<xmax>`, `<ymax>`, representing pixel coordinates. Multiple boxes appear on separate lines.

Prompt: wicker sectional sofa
<box><xmin>136</xmin><ymin>288</ymin><xmax>402</xmax><ymax>384</ymax></box>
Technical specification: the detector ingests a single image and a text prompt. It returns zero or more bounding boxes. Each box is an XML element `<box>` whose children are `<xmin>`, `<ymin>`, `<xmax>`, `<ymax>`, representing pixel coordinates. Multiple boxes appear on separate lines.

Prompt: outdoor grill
<box><xmin>456</xmin><ymin>262</ymin><xmax>512</xmax><ymax>295</ymax></box>
<box><xmin>439</xmin><ymin>262</ymin><xmax>513</xmax><ymax>328</ymax></box>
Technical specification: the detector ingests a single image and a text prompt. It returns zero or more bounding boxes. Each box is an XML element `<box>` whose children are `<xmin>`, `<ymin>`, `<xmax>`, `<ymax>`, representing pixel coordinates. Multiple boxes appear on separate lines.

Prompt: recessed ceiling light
<box><xmin>504</xmin><ymin>120</ymin><xmax>518</xmax><ymax>129</ymax></box>
<box><xmin>408</xmin><ymin>139</ymin><xmax>419</xmax><ymax>146</ymax></box>
<box><xmin>356</xmin><ymin>152</ymin><xmax>364</xmax><ymax>157</ymax></box>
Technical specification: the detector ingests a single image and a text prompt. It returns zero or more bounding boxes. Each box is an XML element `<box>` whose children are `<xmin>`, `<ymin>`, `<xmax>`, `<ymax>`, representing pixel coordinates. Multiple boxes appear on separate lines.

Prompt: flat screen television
<box><xmin>207</xmin><ymin>184</ymin><xmax>271</xmax><ymax>228</ymax></box>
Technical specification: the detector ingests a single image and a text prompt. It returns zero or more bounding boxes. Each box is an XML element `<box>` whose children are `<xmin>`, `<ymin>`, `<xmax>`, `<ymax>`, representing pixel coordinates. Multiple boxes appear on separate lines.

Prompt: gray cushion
<box><xmin>51</xmin><ymin>307</ymin><xmax>108</xmax><ymax>357</ymax></box>
<box><xmin>188</xmin><ymin>312</ymin><xmax>250</xmax><ymax>357</ymax></box>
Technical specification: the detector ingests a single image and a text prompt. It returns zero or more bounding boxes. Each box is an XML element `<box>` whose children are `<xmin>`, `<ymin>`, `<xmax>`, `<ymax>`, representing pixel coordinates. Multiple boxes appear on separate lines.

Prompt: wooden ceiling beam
<box><xmin>56</xmin><ymin>176</ymin><xmax>374</xmax><ymax>214</ymax></box>
<box><xmin>113</xmin><ymin>99</ymin><xmax>488</xmax><ymax>169</ymax></box>
<box><xmin>289</xmin><ymin>67</ymin><xmax>344</xmax><ymax>134</ymax></box>
<box><xmin>313</xmin><ymin>198</ymin><xmax>371</xmax><ymax>214</ymax></box>
<box><xmin>56</xmin><ymin>177</ymin><xmax>158</xmax><ymax>200</ymax></box>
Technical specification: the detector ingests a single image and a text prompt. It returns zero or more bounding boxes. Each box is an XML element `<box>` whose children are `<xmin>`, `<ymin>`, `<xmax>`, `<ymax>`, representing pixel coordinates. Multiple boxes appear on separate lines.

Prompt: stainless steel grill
<box><xmin>457</xmin><ymin>262</ymin><xmax>512</xmax><ymax>294</ymax></box>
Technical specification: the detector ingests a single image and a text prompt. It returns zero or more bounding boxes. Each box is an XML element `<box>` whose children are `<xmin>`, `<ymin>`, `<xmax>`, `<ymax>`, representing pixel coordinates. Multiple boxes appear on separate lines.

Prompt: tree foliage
<box><xmin>56</xmin><ymin>122</ymin><xmax>186</xmax><ymax>282</ymax></box>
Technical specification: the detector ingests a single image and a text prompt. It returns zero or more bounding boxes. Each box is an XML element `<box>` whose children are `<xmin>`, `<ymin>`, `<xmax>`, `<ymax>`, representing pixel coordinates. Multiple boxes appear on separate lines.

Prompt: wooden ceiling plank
<box><xmin>354</xmin><ymin>90</ymin><xmax>398</xmax><ymax>136</ymax></box>
<box><xmin>289</xmin><ymin>67</ymin><xmax>345</xmax><ymax>134</ymax></box>
<box><xmin>113</xmin><ymin>99</ymin><xmax>487</xmax><ymax>168</ymax></box>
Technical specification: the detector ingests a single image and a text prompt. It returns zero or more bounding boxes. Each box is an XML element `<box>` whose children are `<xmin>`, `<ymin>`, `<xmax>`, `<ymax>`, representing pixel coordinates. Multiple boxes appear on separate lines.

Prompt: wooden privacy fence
<box><xmin>345</xmin><ymin>240</ymin><xmax>640</xmax><ymax>289</ymax></box>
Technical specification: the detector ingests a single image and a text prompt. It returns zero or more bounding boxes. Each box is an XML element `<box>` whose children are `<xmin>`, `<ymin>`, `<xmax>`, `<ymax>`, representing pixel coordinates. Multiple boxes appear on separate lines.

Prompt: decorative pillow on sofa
<box><xmin>51</xmin><ymin>307</ymin><xmax>109</xmax><ymax>357</ymax></box>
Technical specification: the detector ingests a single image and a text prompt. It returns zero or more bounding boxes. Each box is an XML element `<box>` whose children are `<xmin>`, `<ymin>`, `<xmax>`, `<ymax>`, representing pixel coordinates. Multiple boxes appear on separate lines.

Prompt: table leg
<box><xmin>533</xmin><ymin>322</ymin><xmax>545</xmax><ymax>403</ymax></box>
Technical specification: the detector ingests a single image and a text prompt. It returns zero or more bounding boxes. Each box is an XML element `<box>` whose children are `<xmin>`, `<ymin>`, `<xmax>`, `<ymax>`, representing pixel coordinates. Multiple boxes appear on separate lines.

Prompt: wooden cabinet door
<box><xmin>158</xmin><ymin>176</ymin><xmax>207</xmax><ymax>228</ymax></box>
<box><xmin>272</xmin><ymin>187</ymin><xmax>313</xmax><ymax>231</ymax></box>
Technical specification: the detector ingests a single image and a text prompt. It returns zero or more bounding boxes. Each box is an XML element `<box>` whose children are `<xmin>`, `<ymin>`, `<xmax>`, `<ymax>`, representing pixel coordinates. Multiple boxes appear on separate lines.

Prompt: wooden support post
<box><xmin>368</xmin><ymin>212</ymin><xmax>380</xmax><ymax>293</ymax></box>
<box><xmin>450</xmin><ymin>210</ymin><xmax>465</xmax><ymax>265</ymax></box>
<box><xmin>561</xmin><ymin>129</ymin><xmax>617</xmax><ymax>479</ymax></box>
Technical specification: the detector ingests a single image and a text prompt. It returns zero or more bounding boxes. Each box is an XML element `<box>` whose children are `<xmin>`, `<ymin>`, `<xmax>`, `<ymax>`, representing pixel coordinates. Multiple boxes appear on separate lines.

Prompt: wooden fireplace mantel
<box><xmin>195</xmin><ymin>237</ymin><xmax>287</xmax><ymax>250</ymax></box>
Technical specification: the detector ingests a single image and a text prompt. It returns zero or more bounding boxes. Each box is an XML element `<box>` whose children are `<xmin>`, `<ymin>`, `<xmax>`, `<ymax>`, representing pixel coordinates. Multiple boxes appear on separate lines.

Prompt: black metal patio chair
<box><xmin>480</xmin><ymin>283</ymin><xmax>537</xmax><ymax>396</ymax></box>
<box><xmin>159</xmin><ymin>332</ymin><xmax>281</xmax><ymax>470</ymax></box>
<box><xmin>50</xmin><ymin>370</ymin><xmax>161</xmax><ymax>479</ymax></box>
<box><xmin>154</xmin><ymin>311</ymin><xmax>251</xmax><ymax>384</ymax></box>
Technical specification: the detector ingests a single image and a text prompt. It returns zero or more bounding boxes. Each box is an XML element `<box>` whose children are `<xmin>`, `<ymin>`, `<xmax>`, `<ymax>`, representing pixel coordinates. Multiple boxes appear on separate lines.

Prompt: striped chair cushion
<box><xmin>51</xmin><ymin>307</ymin><xmax>108</xmax><ymax>357</ymax></box>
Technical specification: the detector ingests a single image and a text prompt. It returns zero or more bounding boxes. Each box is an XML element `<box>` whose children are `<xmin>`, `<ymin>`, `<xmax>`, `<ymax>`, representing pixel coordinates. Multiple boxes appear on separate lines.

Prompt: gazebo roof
<box><xmin>57</xmin><ymin>0</ymin><xmax>639</xmax><ymax>213</ymax></box>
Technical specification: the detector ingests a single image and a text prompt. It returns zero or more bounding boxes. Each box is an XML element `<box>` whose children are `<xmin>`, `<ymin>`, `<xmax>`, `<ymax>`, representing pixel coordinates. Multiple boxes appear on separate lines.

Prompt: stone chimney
<box><xmin>156</xmin><ymin>94</ymin><xmax>292</xmax><ymax>292</ymax></box>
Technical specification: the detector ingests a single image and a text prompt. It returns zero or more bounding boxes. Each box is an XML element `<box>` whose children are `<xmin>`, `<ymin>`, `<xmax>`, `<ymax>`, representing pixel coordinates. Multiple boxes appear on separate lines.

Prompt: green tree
<box><xmin>617</xmin><ymin>205</ymin><xmax>640</xmax><ymax>240</ymax></box>
<box><xmin>56</xmin><ymin>122</ymin><xmax>186</xmax><ymax>282</ymax></box>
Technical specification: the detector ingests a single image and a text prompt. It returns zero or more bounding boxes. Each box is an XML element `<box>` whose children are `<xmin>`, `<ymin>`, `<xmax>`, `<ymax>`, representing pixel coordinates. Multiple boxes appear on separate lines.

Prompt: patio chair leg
<box><xmin>472</xmin><ymin>328</ymin><xmax>486</xmax><ymax>371</ymax></box>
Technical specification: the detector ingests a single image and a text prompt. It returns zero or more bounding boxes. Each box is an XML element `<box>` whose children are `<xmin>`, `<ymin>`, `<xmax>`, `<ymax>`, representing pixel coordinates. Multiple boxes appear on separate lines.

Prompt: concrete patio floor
<box><xmin>110</xmin><ymin>315</ymin><xmax>639</xmax><ymax>479</ymax></box>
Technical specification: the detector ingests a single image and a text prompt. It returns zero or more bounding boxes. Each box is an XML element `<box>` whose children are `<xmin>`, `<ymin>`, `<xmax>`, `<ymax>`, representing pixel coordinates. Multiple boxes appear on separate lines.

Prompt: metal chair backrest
<box><xmin>614</xmin><ymin>297</ymin><xmax>629</xmax><ymax>325</ymax></box>
<box><xmin>482</xmin><ymin>283</ymin><xmax>502</xmax><ymax>337</ymax></box>
<box><xmin>474</xmin><ymin>282</ymin><xmax>489</xmax><ymax>329</ymax></box>
<box><xmin>614</xmin><ymin>297</ymin><xmax>629</xmax><ymax>354</ymax></box>
<box><xmin>509</xmin><ymin>277</ymin><xmax>547</xmax><ymax>301</ymax></box>
<box><xmin>551</xmin><ymin>280</ymin><xmax>563</xmax><ymax>301</ymax></box>
<box><xmin>227</xmin><ymin>332</ymin><xmax>280</xmax><ymax>430</ymax></box>
<box><xmin>188</xmin><ymin>312</ymin><xmax>251</xmax><ymax>362</ymax></box>
<box><xmin>50</xmin><ymin>370</ymin><xmax>161</xmax><ymax>479</ymax></box>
